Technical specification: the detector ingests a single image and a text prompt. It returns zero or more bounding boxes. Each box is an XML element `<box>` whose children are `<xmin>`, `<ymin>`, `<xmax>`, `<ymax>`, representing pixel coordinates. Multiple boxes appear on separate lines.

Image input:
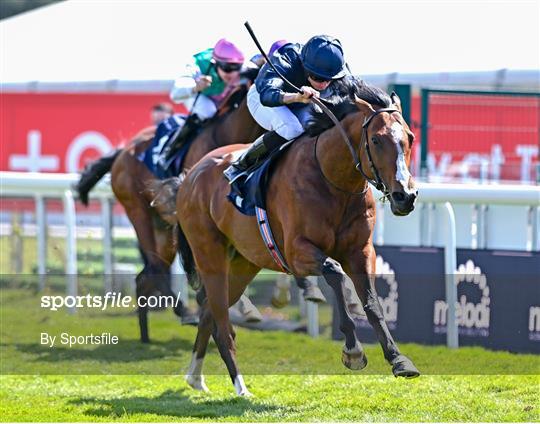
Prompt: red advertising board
<box><xmin>1</xmin><ymin>92</ymin><xmax>186</xmax><ymax>173</ymax></box>
<box><xmin>1</xmin><ymin>91</ymin><xmax>538</xmax><ymax>181</ymax></box>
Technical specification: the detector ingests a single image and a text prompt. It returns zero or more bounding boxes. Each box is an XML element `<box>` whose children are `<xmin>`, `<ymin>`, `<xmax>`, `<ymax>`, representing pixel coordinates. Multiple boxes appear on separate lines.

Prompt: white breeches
<box><xmin>246</xmin><ymin>85</ymin><xmax>304</xmax><ymax>140</ymax></box>
<box><xmin>184</xmin><ymin>94</ymin><xmax>217</xmax><ymax>121</ymax></box>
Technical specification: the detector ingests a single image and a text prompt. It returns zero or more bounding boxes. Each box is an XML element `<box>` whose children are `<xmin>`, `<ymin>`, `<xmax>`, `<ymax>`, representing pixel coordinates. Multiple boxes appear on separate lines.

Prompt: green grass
<box><xmin>0</xmin><ymin>235</ymin><xmax>142</xmax><ymax>275</ymax></box>
<box><xmin>1</xmin><ymin>374</ymin><xmax>538</xmax><ymax>422</ymax></box>
<box><xmin>1</xmin><ymin>288</ymin><xmax>539</xmax><ymax>422</ymax></box>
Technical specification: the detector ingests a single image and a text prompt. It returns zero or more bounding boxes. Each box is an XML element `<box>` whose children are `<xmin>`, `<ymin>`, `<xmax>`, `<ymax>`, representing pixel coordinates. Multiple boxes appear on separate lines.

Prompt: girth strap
<box><xmin>255</xmin><ymin>207</ymin><xmax>291</xmax><ymax>274</ymax></box>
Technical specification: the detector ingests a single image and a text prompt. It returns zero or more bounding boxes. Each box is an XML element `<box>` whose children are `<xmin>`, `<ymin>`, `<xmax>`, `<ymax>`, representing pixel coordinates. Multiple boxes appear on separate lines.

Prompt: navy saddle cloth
<box><xmin>142</xmin><ymin>115</ymin><xmax>202</xmax><ymax>179</ymax></box>
<box><xmin>227</xmin><ymin>140</ymin><xmax>294</xmax><ymax>216</ymax></box>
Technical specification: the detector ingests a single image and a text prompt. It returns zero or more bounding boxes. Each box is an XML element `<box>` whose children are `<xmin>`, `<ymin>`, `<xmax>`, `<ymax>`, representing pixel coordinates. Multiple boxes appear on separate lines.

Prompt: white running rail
<box><xmin>1</xmin><ymin>172</ymin><xmax>539</xmax><ymax>346</ymax></box>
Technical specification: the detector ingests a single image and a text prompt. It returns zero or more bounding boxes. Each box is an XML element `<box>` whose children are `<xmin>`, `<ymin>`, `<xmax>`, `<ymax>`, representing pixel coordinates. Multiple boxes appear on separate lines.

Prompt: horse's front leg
<box><xmin>290</xmin><ymin>238</ymin><xmax>366</xmax><ymax>370</ymax></box>
<box><xmin>344</xmin><ymin>244</ymin><xmax>420</xmax><ymax>378</ymax></box>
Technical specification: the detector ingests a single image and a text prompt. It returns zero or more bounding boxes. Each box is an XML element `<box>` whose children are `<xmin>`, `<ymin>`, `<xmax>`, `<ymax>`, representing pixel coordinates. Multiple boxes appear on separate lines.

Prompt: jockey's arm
<box><xmin>256</xmin><ymin>45</ymin><xmax>311</xmax><ymax>106</ymax></box>
<box><xmin>169</xmin><ymin>60</ymin><xmax>203</xmax><ymax>103</ymax></box>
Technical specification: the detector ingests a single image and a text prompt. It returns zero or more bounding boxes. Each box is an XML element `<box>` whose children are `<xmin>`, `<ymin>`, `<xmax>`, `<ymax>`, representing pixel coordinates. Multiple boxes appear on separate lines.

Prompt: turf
<box><xmin>1</xmin><ymin>288</ymin><xmax>539</xmax><ymax>422</ymax></box>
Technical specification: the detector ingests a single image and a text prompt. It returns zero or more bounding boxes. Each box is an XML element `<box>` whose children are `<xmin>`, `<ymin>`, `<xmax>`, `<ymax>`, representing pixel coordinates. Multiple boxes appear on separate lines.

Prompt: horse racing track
<box><xmin>1</xmin><ymin>287</ymin><xmax>538</xmax><ymax>422</ymax></box>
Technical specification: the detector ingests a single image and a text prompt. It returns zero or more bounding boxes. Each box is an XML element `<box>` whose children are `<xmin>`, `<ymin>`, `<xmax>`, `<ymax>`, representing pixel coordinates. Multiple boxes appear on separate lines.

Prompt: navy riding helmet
<box><xmin>301</xmin><ymin>35</ymin><xmax>347</xmax><ymax>81</ymax></box>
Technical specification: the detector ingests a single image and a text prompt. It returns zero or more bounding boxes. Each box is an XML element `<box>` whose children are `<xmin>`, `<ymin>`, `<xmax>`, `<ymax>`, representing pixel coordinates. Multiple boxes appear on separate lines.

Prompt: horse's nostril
<box><xmin>391</xmin><ymin>192</ymin><xmax>405</xmax><ymax>203</ymax></box>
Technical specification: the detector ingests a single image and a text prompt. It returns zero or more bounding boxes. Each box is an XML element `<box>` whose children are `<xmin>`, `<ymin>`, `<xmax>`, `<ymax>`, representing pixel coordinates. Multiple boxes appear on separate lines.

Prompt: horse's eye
<box><xmin>371</xmin><ymin>136</ymin><xmax>379</xmax><ymax>145</ymax></box>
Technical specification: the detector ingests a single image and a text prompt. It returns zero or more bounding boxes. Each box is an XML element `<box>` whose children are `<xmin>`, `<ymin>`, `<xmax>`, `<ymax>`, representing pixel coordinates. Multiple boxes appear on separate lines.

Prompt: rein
<box><xmin>314</xmin><ymin>107</ymin><xmax>401</xmax><ymax>197</ymax></box>
<box><xmin>314</xmin><ymin>134</ymin><xmax>368</xmax><ymax>196</ymax></box>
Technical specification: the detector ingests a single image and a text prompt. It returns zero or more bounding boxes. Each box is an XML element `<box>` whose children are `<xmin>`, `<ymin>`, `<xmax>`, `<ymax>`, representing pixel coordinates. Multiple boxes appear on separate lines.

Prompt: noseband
<box><xmin>314</xmin><ymin>106</ymin><xmax>401</xmax><ymax>196</ymax></box>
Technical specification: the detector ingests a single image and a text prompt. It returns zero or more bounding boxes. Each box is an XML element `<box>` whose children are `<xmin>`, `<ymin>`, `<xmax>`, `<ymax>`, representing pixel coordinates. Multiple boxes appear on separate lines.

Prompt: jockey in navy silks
<box><xmin>224</xmin><ymin>35</ymin><xmax>350</xmax><ymax>176</ymax></box>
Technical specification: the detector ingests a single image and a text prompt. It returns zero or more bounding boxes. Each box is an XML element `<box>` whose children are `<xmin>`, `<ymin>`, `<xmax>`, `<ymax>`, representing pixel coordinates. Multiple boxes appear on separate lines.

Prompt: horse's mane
<box><xmin>306</xmin><ymin>76</ymin><xmax>392</xmax><ymax>136</ymax></box>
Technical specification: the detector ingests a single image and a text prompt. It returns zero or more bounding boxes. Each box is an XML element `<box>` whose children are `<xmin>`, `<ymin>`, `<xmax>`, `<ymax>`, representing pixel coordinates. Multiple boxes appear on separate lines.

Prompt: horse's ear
<box><xmin>390</xmin><ymin>91</ymin><xmax>402</xmax><ymax>111</ymax></box>
<box><xmin>354</xmin><ymin>95</ymin><xmax>376</xmax><ymax>115</ymax></box>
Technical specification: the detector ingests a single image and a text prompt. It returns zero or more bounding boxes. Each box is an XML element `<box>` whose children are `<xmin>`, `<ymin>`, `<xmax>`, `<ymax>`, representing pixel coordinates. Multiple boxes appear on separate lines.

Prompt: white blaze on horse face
<box><xmin>390</xmin><ymin>121</ymin><xmax>403</xmax><ymax>144</ymax></box>
<box><xmin>390</xmin><ymin>121</ymin><xmax>415</xmax><ymax>194</ymax></box>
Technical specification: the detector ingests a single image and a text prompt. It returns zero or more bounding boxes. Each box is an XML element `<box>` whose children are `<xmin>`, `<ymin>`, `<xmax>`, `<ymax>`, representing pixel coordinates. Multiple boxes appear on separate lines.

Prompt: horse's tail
<box><xmin>177</xmin><ymin>216</ymin><xmax>200</xmax><ymax>291</ymax></box>
<box><xmin>147</xmin><ymin>176</ymin><xmax>200</xmax><ymax>290</ymax></box>
<box><xmin>74</xmin><ymin>148</ymin><xmax>122</xmax><ymax>206</ymax></box>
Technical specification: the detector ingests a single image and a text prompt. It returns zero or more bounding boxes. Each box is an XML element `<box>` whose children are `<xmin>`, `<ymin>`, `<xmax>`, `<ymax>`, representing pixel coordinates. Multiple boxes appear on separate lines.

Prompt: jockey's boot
<box><xmin>223</xmin><ymin>131</ymin><xmax>286</xmax><ymax>181</ymax></box>
<box><xmin>160</xmin><ymin>114</ymin><xmax>201</xmax><ymax>165</ymax></box>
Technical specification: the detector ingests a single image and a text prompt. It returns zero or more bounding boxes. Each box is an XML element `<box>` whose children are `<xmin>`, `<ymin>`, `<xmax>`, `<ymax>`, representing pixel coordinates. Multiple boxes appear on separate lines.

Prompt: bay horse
<box><xmin>166</xmin><ymin>78</ymin><xmax>420</xmax><ymax>395</ymax></box>
<box><xmin>75</xmin><ymin>84</ymin><xmax>263</xmax><ymax>343</ymax></box>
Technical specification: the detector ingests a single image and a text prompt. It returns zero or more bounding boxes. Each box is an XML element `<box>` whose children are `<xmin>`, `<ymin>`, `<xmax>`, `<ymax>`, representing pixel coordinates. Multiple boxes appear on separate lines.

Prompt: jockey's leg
<box><xmin>231</xmin><ymin>131</ymin><xmax>286</xmax><ymax>172</ymax></box>
<box><xmin>187</xmin><ymin>94</ymin><xmax>217</xmax><ymax>121</ymax></box>
<box><xmin>225</xmin><ymin>86</ymin><xmax>303</xmax><ymax>176</ymax></box>
<box><xmin>162</xmin><ymin>95</ymin><xmax>217</xmax><ymax>163</ymax></box>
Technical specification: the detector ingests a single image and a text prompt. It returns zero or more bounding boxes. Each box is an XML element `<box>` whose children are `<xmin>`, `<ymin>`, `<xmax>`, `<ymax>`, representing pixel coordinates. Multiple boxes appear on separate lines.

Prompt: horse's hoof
<box><xmin>140</xmin><ymin>337</ymin><xmax>150</xmax><ymax>344</ymax></box>
<box><xmin>271</xmin><ymin>287</ymin><xmax>291</xmax><ymax>309</ymax></box>
<box><xmin>391</xmin><ymin>355</ymin><xmax>420</xmax><ymax>378</ymax></box>
<box><xmin>341</xmin><ymin>344</ymin><xmax>368</xmax><ymax>370</ymax></box>
<box><xmin>242</xmin><ymin>308</ymin><xmax>263</xmax><ymax>323</ymax></box>
<box><xmin>303</xmin><ymin>286</ymin><xmax>327</xmax><ymax>304</ymax></box>
<box><xmin>237</xmin><ymin>389</ymin><xmax>253</xmax><ymax>397</ymax></box>
<box><xmin>233</xmin><ymin>375</ymin><xmax>251</xmax><ymax>397</ymax></box>
<box><xmin>185</xmin><ymin>374</ymin><xmax>209</xmax><ymax>392</ymax></box>
<box><xmin>237</xmin><ymin>298</ymin><xmax>263</xmax><ymax>323</ymax></box>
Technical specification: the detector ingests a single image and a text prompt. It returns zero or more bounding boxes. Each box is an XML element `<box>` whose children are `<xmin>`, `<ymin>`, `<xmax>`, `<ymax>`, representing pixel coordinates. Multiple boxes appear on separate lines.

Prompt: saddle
<box><xmin>157</xmin><ymin>114</ymin><xmax>203</xmax><ymax>177</ymax></box>
<box><xmin>226</xmin><ymin>139</ymin><xmax>295</xmax><ymax>216</ymax></box>
<box><xmin>225</xmin><ymin>140</ymin><xmax>295</xmax><ymax>273</ymax></box>
<box><xmin>141</xmin><ymin>114</ymin><xmax>202</xmax><ymax>179</ymax></box>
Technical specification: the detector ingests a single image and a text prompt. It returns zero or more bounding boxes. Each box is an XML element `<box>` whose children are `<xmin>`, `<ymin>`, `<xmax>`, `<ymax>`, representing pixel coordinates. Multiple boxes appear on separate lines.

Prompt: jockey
<box><xmin>169</xmin><ymin>38</ymin><xmax>244</xmax><ymax>119</ymax></box>
<box><xmin>249</xmin><ymin>39</ymin><xmax>288</xmax><ymax>68</ymax></box>
<box><xmin>158</xmin><ymin>38</ymin><xmax>245</xmax><ymax>163</ymax></box>
<box><xmin>224</xmin><ymin>35</ymin><xmax>350</xmax><ymax>177</ymax></box>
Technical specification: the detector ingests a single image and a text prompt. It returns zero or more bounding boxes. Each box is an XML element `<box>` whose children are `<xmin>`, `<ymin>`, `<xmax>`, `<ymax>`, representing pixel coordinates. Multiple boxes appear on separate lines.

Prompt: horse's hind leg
<box><xmin>344</xmin><ymin>246</ymin><xmax>420</xmax><ymax>378</ymax></box>
<box><xmin>225</xmin><ymin>253</ymin><xmax>260</xmax><ymax>395</ymax></box>
<box><xmin>186</xmin><ymin>296</ymin><xmax>213</xmax><ymax>392</ymax></box>
<box><xmin>186</xmin><ymin>247</ymin><xmax>259</xmax><ymax>396</ymax></box>
<box><xmin>154</xmin><ymin>224</ymin><xmax>198</xmax><ymax>325</ymax></box>
<box><xmin>113</xmin><ymin>160</ymin><xmax>161</xmax><ymax>343</ymax></box>
<box><xmin>135</xmin><ymin>272</ymin><xmax>150</xmax><ymax>343</ymax></box>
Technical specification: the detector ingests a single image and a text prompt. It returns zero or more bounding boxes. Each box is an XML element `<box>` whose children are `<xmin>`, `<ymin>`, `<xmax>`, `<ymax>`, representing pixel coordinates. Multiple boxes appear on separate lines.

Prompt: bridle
<box><xmin>314</xmin><ymin>104</ymin><xmax>401</xmax><ymax>197</ymax></box>
<box><xmin>357</xmin><ymin>107</ymin><xmax>401</xmax><ymax>193</ymax></box>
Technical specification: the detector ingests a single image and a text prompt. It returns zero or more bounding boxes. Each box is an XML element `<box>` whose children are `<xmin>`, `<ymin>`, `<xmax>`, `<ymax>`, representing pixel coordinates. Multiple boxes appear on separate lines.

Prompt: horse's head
<box><xmin>354</xmin><ymin>93</ymin><xmax>418</xmax><ymax>216</ymax></box>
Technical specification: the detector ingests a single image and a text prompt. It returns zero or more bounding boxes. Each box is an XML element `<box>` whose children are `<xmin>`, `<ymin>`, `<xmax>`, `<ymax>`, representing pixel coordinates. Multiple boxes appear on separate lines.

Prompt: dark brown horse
<box><xmin>75</xmin><ymin>85</ymin><xmax>263</xmax><ymax>342</ymax></box>
<box><xmin>164</xmin><ymin>78</ymin><xmax>420</xmax><ymax>395</ymax></box>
